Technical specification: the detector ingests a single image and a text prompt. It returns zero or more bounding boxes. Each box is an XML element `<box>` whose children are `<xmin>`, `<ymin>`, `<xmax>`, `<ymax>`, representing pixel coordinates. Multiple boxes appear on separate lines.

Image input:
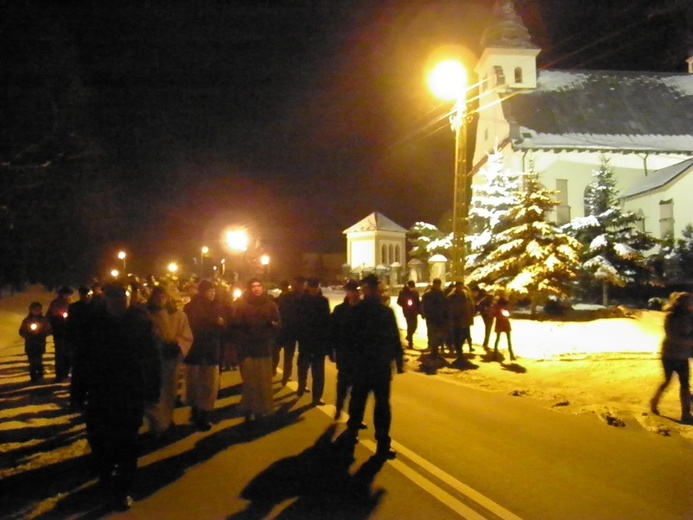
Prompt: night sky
<box><xmin>2</xmin><ymin>0</ymin><xmax>690</xmax><ymax>276</ymax></box>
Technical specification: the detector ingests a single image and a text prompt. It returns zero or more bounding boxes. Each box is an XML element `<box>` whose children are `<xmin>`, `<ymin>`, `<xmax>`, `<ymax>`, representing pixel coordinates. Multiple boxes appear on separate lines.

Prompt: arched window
<box><xmin>514</xmin><ymin>67</ymin><xmax>523</xmax><ymax>84</ymax></box>
<box><xmin>395</xmin><ymin>245</ymin><xmax>401</xmax><ymax>263</ymax></box>
<box><xmin>381</xmin><ymin>245</ymin><xmax>387</xmax><ymax>264</ymax></box>
<box><xmin>388</xmin><ymin>245</ymin><xmax>394</xmax><ymax>265</ymax></box>
<box><xmin>659</xmin><ymin>200</ymin><xmax>674</xmax><ymax>238</ymax></box>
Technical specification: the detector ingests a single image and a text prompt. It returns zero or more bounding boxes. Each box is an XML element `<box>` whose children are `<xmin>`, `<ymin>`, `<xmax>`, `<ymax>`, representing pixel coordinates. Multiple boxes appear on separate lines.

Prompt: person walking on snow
<box><xmin>650</xmin><ymin>291</ymin><xmax>693</xmax><ymax>424</ymax></box>
<box><xmin>492</xmin><ymin>291</ymin><xmax>515</xmax><ymax>361</ymax></box>
<box><xmin>19</xmin><ymin>302</ymin><xmax>52</xmax><ymax>383</ymax></box>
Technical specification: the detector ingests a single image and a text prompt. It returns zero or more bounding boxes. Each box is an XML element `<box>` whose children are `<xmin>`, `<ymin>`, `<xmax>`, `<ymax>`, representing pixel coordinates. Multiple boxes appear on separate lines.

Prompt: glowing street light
<box><xmin>428</xmin><ymin>59</ymin><xmax>469</xmax><ymax>280</ymax></box>
<box><xmin>117</xmin><ymin>251</ymin><xmax>127</xmax><ymax>270</ymax></box>
<box><xmin>225</xmin><ymin>230</ymin><xmax>249</xmax><ymax>253</ymax></box>
<box><xmin>167</xmin><ymin>262</ymin><xmax>179</xmax><ymax>274</ymax></box>
<box><xmin>260</xmin><ymin>254</ymin><xmax>270</xmax><ymax>280</ymax></box>
<box><xmin>111</xmin><ymin>269</ymin><xmax>120</xmax><ymax>278</ymax></box>
<box><xmin>200</xmin><ymin>246</ymin><xmax>209</xmax><ymax>275</ymax></box>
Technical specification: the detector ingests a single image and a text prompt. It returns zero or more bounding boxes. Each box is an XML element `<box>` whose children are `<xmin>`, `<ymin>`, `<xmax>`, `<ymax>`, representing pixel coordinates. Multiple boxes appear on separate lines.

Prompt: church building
<box><xmin>473</xmin><ymin>1</ymin><xmax>693</xmax><ymax>240</ymax></box>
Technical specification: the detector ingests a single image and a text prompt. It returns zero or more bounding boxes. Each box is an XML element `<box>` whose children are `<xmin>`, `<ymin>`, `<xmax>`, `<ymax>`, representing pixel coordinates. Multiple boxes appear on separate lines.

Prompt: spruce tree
<box><xmin>467</xmin><ymin>165</ymin><xmax>582</xmax><ymax>317</ymax></box>
<box><xmin>561</xmin><ymin>156</ymin><xmax>657</xmax><ymax>305</ymax></box>
<box><xmin>467</xmin><ymin>149</ymin><xmax>521</xmax><ymax>270</ymax></box>
<box><xmin>407</xmin><ymin>221</ymin><xmax>451</xmax><ymax>262</ymax></box>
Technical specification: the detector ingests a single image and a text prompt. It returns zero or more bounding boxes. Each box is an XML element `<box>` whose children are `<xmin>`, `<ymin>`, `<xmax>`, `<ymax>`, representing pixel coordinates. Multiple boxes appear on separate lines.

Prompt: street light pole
<box><xmin>428</xmin><ymin>59</ymin><xmax>468</xmax><ymax>281</ymax></box>
<box><xmin>450</xmin><ymin>99</ymin><xmax>468</xmax><ymax>280</ymax></box>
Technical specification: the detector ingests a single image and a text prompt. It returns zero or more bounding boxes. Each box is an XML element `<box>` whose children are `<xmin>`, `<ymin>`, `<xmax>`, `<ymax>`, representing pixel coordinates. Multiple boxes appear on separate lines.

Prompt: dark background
<box><xmin>1</xmin><ymin>0</ymin><xmax>690</xmax><ymax>283</ymax></box>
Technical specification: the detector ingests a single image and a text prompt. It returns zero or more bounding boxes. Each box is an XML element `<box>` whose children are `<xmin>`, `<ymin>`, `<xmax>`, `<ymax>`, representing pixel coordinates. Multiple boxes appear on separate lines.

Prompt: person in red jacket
<box><xmin>492</xmin><ymin>291</ymin><xmax>515</xmax><ymax>362</ymax></box>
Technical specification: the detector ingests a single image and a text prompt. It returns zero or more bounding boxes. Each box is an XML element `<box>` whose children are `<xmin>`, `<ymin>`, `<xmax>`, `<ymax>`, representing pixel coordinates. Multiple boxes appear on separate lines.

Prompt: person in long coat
<box><xmin>235</xmin><ymin>278</ymin><xmax>281</xmax><ymax>421</ymax></box>
<box><xmin>344</xmin><ymin>274</ymin><xmax>403</xmax><ymax>460</ymax></box>
<box><xmin>77</xmin><ymin>283</ymin><xmax>161</xmax><ymax>511</ymax></box>
<box><xmin>46</xmin><ymin>286</ymin><xmax>74</xmax><ymax>381</ymax></box>
<box><xmin>184</xmin><ymin>280</ymin><xmax>224</xmax><ymax>431</ymax></box>
<box><xmin>421</xmin><ymin>279</ymin><xmax>448</xmax><ymax>358</ymax></box>
<box><xmin>447</xmin><ymin>281</ymin><xmax>477</xmax><ymax>358</ymax></box>
<box><xmin>650</xmin><ymin>291</ymin><xmax>693</xmax><ymax>424</ymax></box>
<box><xmin>397</xmin><ymin>280</ymin><xmax>421</xmax><ymax>349</ymax></box>
<box><xmin>145</xmin><ymin>285</ymin><xmax>194</xmax><ymax>438</ymax></box>
<box><xmin>330</xmin><ymin>279</ymin><xmax>361</xmax><ymax>419</ymax></box>
<box><xmin>296</xmin><ymin>277</ymin><xmax>331</xmax><ymax>406</ymax></box>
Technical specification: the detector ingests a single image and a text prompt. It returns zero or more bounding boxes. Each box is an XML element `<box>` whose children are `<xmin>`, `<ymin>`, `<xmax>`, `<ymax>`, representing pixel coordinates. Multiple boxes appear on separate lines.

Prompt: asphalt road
<box><xmin>105</xmin><ymin>357</ymin><xmax>693</xmax><ymax>520</ymax></box>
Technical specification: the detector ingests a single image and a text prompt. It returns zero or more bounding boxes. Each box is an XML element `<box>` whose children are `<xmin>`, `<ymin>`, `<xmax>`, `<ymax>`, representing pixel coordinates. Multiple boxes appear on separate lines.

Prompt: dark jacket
<box><xmin>46</xmin><ymin>297</ymin><xmax>70</xmax><ymax>339</ymax></box>
<box><xmin>397</xmin><ymin>287</ymin><xmax>422</xmax><ymax>318</ymax></box>
<box><xmin>331</xmin><ymin>298</ymin><xmax>355</xmax><ymax>370</ymax></box>
<box><xmin>421</xmin><ymin>287</ymin><xmax>448</xmax><ymax>326</ymax></box>
<box><xmin>661</xmin><ymin>308</ymin><xmax>693</xmax><ymax>360</ymax></box>
<box><xmin>275</xmin><ymin>289</ymin><xmax>301</xmax><ymax>344</ymax></box>
<box><xmin>344</xmin><ymin>295</ymin><xmax>402</xmax><ymax>380</ymax></box>
<box><xmin>184</xmin><ymin>296</ymin><xmax>223</xmax><ymax>365</ymax></box>
<box><xmin>235</xmin><ymin>293</ymin><xmax>280</xmax><ymax>359</ymax></box>
<box><xmin>19</xmin><ymin>315</ymin><xmax>52</xmax><ymax>355</ymax></box>
<box><xmin>493</xmin><ymin>298</ymin><xmax>512</xmax><ymax>333</ymax></box>
<box><xmin>296</xmin><ymin>293</ymin><xmax>331</xmax><ymax>354</ymax></box>
<box><xmin>78</xmin><ymin>305</ymin><xmax>160</xmax><ymax>424</ymax></box>
<box><xmin>448</xmin><ymin>289</ymin><xmax>476</xmax><ymax>328</ymax></box>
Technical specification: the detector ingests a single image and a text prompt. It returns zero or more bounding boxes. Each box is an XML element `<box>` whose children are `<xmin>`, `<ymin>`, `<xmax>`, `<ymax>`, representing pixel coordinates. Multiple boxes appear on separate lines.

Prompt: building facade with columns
<box><xmin>343</xmin><ymin>212</ymin><xmax>407</xmax><ymax>275</ymax></box>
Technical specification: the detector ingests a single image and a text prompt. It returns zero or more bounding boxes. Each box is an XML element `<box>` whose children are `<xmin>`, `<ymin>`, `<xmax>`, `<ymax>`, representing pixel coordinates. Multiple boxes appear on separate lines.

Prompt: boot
<box><xmin>680</xmin><ymin>389</ymin><xmax>693</xmax><ymax>424</ymax></box>
<box><xmin>195</xmin><ymin>409</ymin><xmax>212</xmax><ymax>431</ymax></box>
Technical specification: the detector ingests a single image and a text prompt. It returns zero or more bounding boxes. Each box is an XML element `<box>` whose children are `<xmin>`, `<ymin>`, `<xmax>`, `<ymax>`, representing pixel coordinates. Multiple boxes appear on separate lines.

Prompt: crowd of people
<box><xmin>397</xmin><ymin>278</ymin><xmax>515</xmax><ymax>363</ymax></box>
<box><xmin>17</xmin><ymin>273</ymin><xmax>404</xmax><ymax>511</ymax></box>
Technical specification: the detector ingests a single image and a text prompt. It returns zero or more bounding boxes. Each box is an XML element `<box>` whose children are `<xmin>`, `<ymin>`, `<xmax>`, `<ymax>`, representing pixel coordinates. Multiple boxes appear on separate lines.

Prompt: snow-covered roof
<box><xmin>622</xmin><ymin>157</ymin><xmax>693</xmax><ymax>199</ymax></box>
<box><xmin>342</xmin><ymin>212</ymin><xmax>408</xmax><ymax>234</ymax></box>
<box><xmin>503</xmin><ymin>70</ymin><xmax>693</xmax><ymax>154</ymax></box>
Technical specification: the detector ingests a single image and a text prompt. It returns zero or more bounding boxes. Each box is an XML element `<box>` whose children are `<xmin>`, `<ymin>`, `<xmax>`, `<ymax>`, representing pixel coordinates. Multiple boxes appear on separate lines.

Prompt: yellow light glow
<box><xmin>233</xmin><ymin>288</ymin><xmax>243</xmax><ymax>299</ymax></box>
<box><xmin>167</xmin><ymin>262</ymin><xmax>179</xmax><ymax>273</ymax></box>
<box><xmin>201</xmin><ymin>246</ymin><xmax>209</xmax><ymax>255</ymax></box>
<box><xmin>117</xmin><ymin>251</ymin><xmax>126</xmax><ymax>260</ymax></box>
<box><xmin>111</xmin><ymin>269</ymin><xmax>119</xmax><ymax>278</ymax></box>
<box><xmin>260</xmin><ymin>254</ymin><xmax>270</xmax><ymax>266</ymax></box>
<box><xmin>225</xmin><ymin>229</ymin><xmax>249</xmax><ymax>253</ymax></box>
<box><xmin>428</xmin><ymin>60</ymin><xmax>467</xmax><ymax>101</ymax></box>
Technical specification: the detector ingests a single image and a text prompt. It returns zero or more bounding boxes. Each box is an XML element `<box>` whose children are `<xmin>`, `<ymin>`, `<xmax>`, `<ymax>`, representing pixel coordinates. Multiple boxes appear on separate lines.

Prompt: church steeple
<box><xmin>475</xmin><ymin>0</ymin><xmax>540</xmax><ymax>92</ymax></box>
<box><xmin>481</xmin><ymin>0</ymin><xmax>537</xmax><ymax>50</ymax></box>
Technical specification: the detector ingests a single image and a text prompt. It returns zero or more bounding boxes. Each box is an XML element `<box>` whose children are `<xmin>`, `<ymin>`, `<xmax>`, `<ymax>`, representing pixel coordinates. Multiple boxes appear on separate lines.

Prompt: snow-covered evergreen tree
<box><xmin>467</xmin><ymin>149</ymin><xmax>521</xmax><ymax>269</ymax></box>
<box><xmin>561</xmin><ymin>156</ymin><xmax>657</xmax><ymax>305</ymax></box>
<box><xmin>467</xmin><ymin>165</ymin><xmax>582</xmax><ymax>317</ymax></box>
<box><xmin>657</xmin><ymin>224</ymin><xmax>693</xmax><ymax>282</ymax></box>
<box><xmin>407</xmin><ymin>221</ymin><xmax>451</xmax><ymax>262</ymax></box>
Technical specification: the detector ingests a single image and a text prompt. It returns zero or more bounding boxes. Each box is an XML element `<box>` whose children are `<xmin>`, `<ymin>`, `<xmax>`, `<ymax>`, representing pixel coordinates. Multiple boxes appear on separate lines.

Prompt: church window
<box><xmin>514</xmin><ymin>67</ymin><xmax>523</xmax><ymax>83</ymax></box>
<box><xmin>659</xmin><ymin>200</ymin><xmax>674</xmax><ymax>238</ymax></box>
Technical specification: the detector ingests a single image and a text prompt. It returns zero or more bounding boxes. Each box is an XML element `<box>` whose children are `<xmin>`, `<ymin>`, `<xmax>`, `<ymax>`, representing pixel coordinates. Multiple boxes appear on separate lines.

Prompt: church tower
<box><xmin>473</xmin><ymin>0</ymin><xmax>540</xmax><ymax>165</ymax></box>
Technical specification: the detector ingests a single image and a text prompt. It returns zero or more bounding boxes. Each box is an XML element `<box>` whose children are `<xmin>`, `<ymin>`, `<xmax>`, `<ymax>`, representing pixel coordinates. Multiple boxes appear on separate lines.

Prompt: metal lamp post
<box><xmin>428</xmin><ymin>60</ymin><xmax>468</xmax><ymax>281</ymax></box>
<box><xmin>200</xmin><ymin>246</ymin><xmax>209</xmax><ymax>276</ymax></box>
<box><xmin>117</xmin><ymin>251</ymin><xmax>127</xmax><ymax>271</ymax></box>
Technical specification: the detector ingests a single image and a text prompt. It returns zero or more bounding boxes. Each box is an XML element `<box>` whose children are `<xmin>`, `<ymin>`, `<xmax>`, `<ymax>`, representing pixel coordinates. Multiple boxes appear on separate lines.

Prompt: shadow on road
<box><xmin>229</xmin><ymin>424</ymin><xmax>386</xmax><ymax>519</ymax></box>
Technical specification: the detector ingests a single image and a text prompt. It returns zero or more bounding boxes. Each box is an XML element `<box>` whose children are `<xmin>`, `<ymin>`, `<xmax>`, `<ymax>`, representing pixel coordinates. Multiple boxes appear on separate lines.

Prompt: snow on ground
<box><xmin>1</xmin><ymin>286</ymin><xmax>692</xmax><ymax>518</ymax></box>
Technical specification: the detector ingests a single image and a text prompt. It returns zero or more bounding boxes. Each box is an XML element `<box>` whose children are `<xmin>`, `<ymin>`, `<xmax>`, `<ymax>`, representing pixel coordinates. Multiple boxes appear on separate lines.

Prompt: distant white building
<box><xmin>343</xmin><ymin>212</ymin><xmax>407</xmax><ymax>271</ymax></box>
<box><xmin>473</xmin><ymin>0</ymin><xmax>693</xmax><ymax>240</ymax></box>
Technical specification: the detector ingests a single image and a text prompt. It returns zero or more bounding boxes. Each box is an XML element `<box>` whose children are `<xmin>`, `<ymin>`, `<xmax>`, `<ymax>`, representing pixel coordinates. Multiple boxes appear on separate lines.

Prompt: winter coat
<box><xmin>19</xmin><ymin>315</ymin><xmax>52</xmax><ymax>356</ymax></box>
<box><xmin>46</xmin><ymin>297</ymin><xmax>70</xmax><ymax>338</ymax></box>
<box><xmin>235</xmin><ymin>292</ymin><xmax>280</xmax><ymax>359</ymax></box>
<box><xmin>448</xmin><ymin>289</ymin><xmax>476</xmax><ymax>328</ymax></box>
<box><xmin>296</xmin><ymin>293</ymin><xmax>331</xmax><ymax>354</ymax></box>
<box><xmin>661</xmin><ymin>309</ymin><xmax>693</xmax><ymax>360</ymax></box>
<box><xmin>78</xmin><ymin>305</ymin><xmax>161</xmax><ymax>426</ymax></box>
<box><xmin>184</xmin><ymin>296</ymin><xmax>223</xmax><ymax>366</ymax></box>
<box><xmin>476</xmin><ymin>293</ymin><xmax>495</xmax><ymax>321</ymax></box>
<box><xmin>493</xmin><ymin>298</ymin><xmax>512</xmax><ymax>333</ymax></box>
<box><xmin>397</xmin><ymin>287</ymin><xmax>421</xmax><ymax>318</ymax></box>
<box><xmin>421</xmin><ymin>288</ymin><xmax>448</xmax><ymax>326</ymax></box>
<box><xmin>148</xmin><ymin>305</ymin><xmax>194</xmax><ymax>359</ymax></box>
<box><xmin>344</xmin><ymin>295</ymin><xmax>402</xmax><ymax>380</ymax></box>
<box><xmin>331</xmin><ymin>298</ymin><xmax>356</xmax><ymax>371</ymax></box>
<box><xmin>275</xmin><ymin>290</ymin><xmax>301</xmax><ymax>343</ymax></box>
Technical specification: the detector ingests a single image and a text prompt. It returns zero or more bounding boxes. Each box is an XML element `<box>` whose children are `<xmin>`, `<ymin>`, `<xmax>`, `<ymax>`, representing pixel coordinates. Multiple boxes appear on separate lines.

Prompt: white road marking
<box><xmin>279</xmin><ymin>373</ymin><xmax>523</xmax><ymax>519</ymax></box>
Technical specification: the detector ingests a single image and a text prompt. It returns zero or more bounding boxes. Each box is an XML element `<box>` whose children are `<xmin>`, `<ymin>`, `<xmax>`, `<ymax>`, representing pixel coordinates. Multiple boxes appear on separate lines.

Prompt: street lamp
<box><xmin>260</xmin><ymin>254</ymin><xmax>270</xmax><ymax>280</ymax></box>
<box><xmin>110</xmin><ymin>269</ymin><xmax>119</xmax><ymax>278</ymax></box>
<box><xmin>428</xmin><ymin>59</ymin><xmax>468</xmax><ymax>280</ymax></box>
<box><xmin>167</xmin><ymin>262</ymin><xmax>179</xmax><ymax>274</ymax></box>
<box><xmin>200</xmin><ymin>246</ymin><xmax>209</xmax><ymax>275</ymax></box>
<box><xmin>224</xmin><ymin>230</ymin><xmax>249</xmax><ymax>253</ymax></box>
<box><xmin>117</xmin><ymin>251</ymin><xmax>127</xmax><ymax>271</ymax></box>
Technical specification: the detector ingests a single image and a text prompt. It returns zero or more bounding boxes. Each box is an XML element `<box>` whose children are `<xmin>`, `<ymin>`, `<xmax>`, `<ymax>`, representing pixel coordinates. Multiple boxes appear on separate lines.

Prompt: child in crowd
<box><xmin>492</xmin><ymin>291</ymin><xmax>515</xmax><ymax>362</ymax></box>
<box><xmin>18</xmin><ymin>302</ymin><xmax>53</xmax><ymax>383</ymax></box>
